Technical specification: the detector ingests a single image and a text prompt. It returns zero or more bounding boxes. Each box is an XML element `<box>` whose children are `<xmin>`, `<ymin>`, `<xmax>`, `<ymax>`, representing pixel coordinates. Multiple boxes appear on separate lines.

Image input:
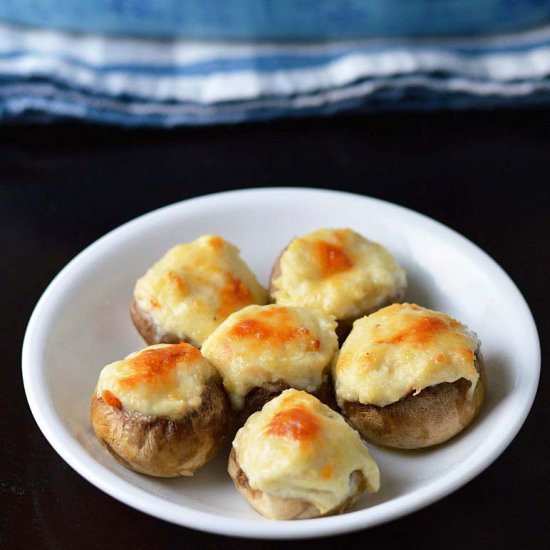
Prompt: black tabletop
<box><xmin>1</xmin><ymin>110</ymin><xmax>548</xmax><ymax>550</ymax></box>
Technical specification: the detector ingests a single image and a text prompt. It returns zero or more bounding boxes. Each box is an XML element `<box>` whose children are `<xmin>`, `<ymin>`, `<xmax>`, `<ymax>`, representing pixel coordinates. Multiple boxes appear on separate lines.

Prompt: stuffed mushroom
<box><xmin>91</xmin><ymin>342</ymin><xmax>232</xmax><ymax>476</ymax></box>
<box><xmin>132</xmin><ymin>235</ymin><xmax>268</xmax><ymax>348</ymax></box>
<box><xmin>228</xmin><ymin>389</ymin><xmax>380</xmax><ymax>520</ymax></box>
<box><xmin>201</xmin><ymin>304</ymin><xmax>339</xmax><ymax>422</ymax></box>
<box><xmin>269</xmin><ymin>228</ymin><xmax>406</xmax><ymax>340</ymax></box>
<box><xmin>333</xmin><ymin>303</ymin><xmax>486</xmax><ymax>449</ymax></box>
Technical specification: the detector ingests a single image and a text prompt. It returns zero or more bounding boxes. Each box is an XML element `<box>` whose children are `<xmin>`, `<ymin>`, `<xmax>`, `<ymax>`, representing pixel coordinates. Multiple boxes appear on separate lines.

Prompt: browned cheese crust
<box><xmin>237</xmin><ymin>373</ymin><xmax>337</xmax><ymax>425</ymax></box>
<box><xmin>130</xmin><ymin>298</ymin><xmax>198</xmax><ymax>347</ymax></box>
<box><xmin>91</xmin><ymin>378</ymin><xmax>232</xmax><ymax>477</ymax></box>
<box><xmin>227</xmin><ymin>448</ymin><xmax>367</xmax><ymax>520</ymax></box>
<box><xmin>342</xmin><ymin>352</ymin><xmax>487</xmax><ymax>449</ymax></box>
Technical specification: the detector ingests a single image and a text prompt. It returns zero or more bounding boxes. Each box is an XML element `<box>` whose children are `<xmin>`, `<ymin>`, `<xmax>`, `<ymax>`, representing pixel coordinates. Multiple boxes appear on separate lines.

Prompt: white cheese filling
<box><xmin>271</xmin><ymin>228</ymin><xmax>406</xmax><ymax>320</ymax></box>
<box><xmin>233</xmin><ymin>390</ymin><xmax>380</xmax><ymax>514</ymax></box>
<box><xmin>334</xmin><ymin>303</ymin><xmax>480</xmax><ymax>408</ymax></box>
<box><xmin>96</xmin><ymin>343</ymin><xmax>218</xmax><ymax>419</ymax></box>
<box><xmin>134</xmin><ymin>235</ymin><xmax>268</xmax><ymax>346</ymax></box>
<box><xmin>202</xmin><ymin>304</ymin><xmax>338</xmax><ymax>411</ymax></box>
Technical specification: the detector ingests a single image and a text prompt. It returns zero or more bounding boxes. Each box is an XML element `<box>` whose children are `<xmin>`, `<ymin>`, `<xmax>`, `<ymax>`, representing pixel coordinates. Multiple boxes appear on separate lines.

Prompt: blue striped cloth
<box><xmin>1</xmin><ymin>22</ymin><xmax>550</xmax><ymax>126</ymax></box>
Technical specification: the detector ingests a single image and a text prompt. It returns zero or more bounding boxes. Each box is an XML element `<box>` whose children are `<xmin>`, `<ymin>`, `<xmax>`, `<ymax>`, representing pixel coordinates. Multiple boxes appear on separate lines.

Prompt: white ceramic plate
<box><xmin>22</xmin><ymin>188</ymin><xmax>540</xmax><ymax>539</ymax></box>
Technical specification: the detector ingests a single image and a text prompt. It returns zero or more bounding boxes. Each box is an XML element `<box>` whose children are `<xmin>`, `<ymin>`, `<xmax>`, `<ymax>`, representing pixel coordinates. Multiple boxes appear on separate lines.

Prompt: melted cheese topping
<box><xmin>201</xmin><ymin>304</ymin><xmax>338</xmax><ymax>411</ymax></box>
<box><xmin>233</xmin><ymin>389</ymin><xmax>380</xmax><ymax>513</ymax></box>
<box><xmin>271</xmin><ymin>228</ymin><xmax>406</xmax><ymax>320</ymax></box>
<box><xmin>334</xmin><ymin>303</ymin><xmax>480</xmax><ymax>407</ymax></box>
<box><xmin>134</xmin><ymin>235</ymin><xmax>268</xmax><ymax>346</ymax></box>
<box><xmin>96</xmin><ymin>343</ymin><xmax>218</xmax><ymax>419</ymax></box>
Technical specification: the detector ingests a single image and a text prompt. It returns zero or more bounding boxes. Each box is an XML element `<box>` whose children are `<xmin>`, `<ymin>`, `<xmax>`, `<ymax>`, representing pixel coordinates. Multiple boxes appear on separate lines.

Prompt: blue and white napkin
<box><xmin>1</xmin><ymin>22</ymin><xmax>550</xmax><ymax>126</ymax></box>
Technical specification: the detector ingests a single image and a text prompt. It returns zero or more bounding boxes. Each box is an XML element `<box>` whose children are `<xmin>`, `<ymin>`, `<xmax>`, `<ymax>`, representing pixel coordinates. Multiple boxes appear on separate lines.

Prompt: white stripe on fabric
<box><xmin>2</xmin><ymin>75</ymin><xmax>550</xmax><ymax>120</ymax></box>
<box><xmin>1</xmin><ymin>46</ymin><xmax>550</xmax><ymax>104</ymax></box>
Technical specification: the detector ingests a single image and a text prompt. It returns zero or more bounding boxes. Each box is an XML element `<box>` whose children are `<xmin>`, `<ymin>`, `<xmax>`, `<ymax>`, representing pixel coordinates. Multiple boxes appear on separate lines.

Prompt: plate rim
<box><xmin>22</xmin><ymin>187</ymin><xmax>541</xmax><ymax>539</ymax></box>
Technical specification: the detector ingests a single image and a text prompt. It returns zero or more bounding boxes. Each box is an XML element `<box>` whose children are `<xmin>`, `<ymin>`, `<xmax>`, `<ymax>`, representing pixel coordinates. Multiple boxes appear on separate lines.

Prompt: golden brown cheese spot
<box><xmin>377</xmin><ymin>314</ymin><xmax>453</xmax><ymax>346</ymax></box>
<box><xmin>216</xmin><ymin>275</ymin><xmax>253</xmax><ymax>319</ymax></box>
<box><xmin>167</xmin><ymin>271</ymin><xmax>187</xmax><ymax>295</ymax></box>
<box><xmin>265</xmin><ymin>405</ymin><xmax>321</xmax><ymax>442</ymax></box>
<box><xmin>227</xmin><ymin>307</ymin><xmax>311</xmax><ymax>346</ymax></box>
<box><xmin>320</xmin><ymin>465</ymin><xmax>333</xmax><ymax>479</ymax></box>
<box><xmin>315</xmin><ymin>239</ymin><xmax>353</xmax><ymax>277</ymax></box>
<box><xmin>208</xmin><ymin>235</ymin><xmax>225</xmax><ymax>250</ymax></box>
<box><xmin>310</xmin><ymin>338</ymin><xmax>321</xmax><ymax>351</ymax></box>
<box><xmin>101</xmin><ymin>389</ymin><xmax>121</xmax><ymax>409</ymax></box>
<box><xmin>149</xmin><ymin>298</ymin><xmax>160</xmax><ymax>309</ymax></box>
<box><xmin>229</xmin><ymin>318</ymin><xmax>267</xmax><ymax>340</ymax></box>
<box><xmin>119</xmin><ymin>343</ymin><xmax>201</xmax><ymax>389</ymax></box>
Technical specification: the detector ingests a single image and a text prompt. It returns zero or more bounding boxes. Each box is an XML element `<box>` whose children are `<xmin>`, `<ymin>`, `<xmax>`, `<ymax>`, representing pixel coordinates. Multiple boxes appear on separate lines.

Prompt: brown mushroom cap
<box><xmin>91</xmin><ymin>378</ymin><xmax>232</xmax><ymax>476</ymax></box>
<box><xmin>341</xmin><ymin>353</ymin><xmax>487</xmax><ymax>449</ymax></box>
<box><xmin>237</xmin><ymin>372</ymin><xmax>337</xmax><ymax>426</ymax></box>
<box><xmin>227</xmin><ymin>448</ymin><xmax>367</xmax><ymax>520</ymax></box>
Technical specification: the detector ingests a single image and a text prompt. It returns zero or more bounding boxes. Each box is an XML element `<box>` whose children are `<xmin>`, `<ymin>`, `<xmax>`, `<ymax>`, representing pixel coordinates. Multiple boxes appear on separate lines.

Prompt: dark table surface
<box><xmin>1</xmin><ymin>110</ymin><xmax>548</xmax><ymax>550</ymax></box>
